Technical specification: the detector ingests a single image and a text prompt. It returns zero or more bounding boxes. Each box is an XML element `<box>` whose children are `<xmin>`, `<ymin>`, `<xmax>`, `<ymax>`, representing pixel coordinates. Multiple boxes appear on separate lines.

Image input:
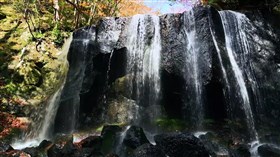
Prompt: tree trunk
<box><xmin>53</xmin><ymin>0</ymin><xmax>60</xmax><ymax>21</ymax></box>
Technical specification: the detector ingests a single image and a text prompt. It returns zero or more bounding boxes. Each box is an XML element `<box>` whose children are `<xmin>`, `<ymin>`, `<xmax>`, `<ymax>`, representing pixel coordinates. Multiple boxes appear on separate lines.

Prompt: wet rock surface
<box><xmin>258</xmin><ymin>144</ymin><xmax>280</xmax><ymax>157</ymax></box>
<box><xmin>123</xmin><ymin>126</ymin><xmax>149</xmax><ymax>149</ymax></box>
<box><xmin>132</xmin><ymin>143</ymin><xmax>166</xmax><ymax>157</ymax></box>
<box><xmin>0</xmin><ymin>126</ymin><xmax>221</xmax><ymax>157</ymax></box>
<box><xmin>55</xmin><ymin>6</ymin><xmax>280</xmax><ymax>133</ymax></box>
<box><xmin>155</xmin><ymin>132</ymin><xmax>210</xmax><ymax>157</ymax></box>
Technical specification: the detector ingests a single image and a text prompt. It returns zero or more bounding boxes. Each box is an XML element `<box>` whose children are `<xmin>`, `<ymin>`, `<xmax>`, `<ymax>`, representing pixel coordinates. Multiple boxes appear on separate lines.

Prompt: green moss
<box><xmin>96</xmin><ymin>126</ymin><xmax>104</xmax><ymax>132</ymax></box>
<box><xmin>273</xmin><ymin>5</ymin><xmax>280</xmax><ymax>15</ymax></box>
<box><xmin>109</xmin><ymin>75</ymin><xmax>132</xmax><ymax>98</ymax></box>
<box><xmin>155</xmin><ymin>117</ymin><xmax>187</xmax><ymax>132</ymax></box>
<box><xmin>200</xmin><ymin>0</ymin><xmax>222</xmax><ymax>9</ymax></box>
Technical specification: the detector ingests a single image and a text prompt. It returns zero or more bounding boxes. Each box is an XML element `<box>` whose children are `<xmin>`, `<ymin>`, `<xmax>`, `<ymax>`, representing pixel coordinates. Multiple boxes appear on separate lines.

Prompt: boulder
<box><xmin>75</xmin><ymin>148</ymin><xmax>104</xmax><ymax>157</ymax></box>
<box><xmin>79</xmin><ymin>136</ymin><xmax>102</xmax><ymax>149</ymax></box>
<box><xmin>37</xmin><ymin>140</ymin><xmax>53</xmax><ymax>150</ymax></box>
<box><xmin>108</xmin><ymin>75</ymin><xmax>132</xmax><ymax>98</ymax></box>
<box><xmin>258</xmin><ymin>144</ymin><xmax>280</xmax><ymax>157</ymax></box>
<box><xmin>101</xmin><ymin>125</ymin><xmax>122</xmax><ymax>155</ymax></box>
<box><xmin>155</xmin><ymin>132</ymin><xmax>210</xmax><ymax>157</ymax></box>
<box><xmin>48</xmin><ymin>134</ymin><xmax>76</xmax><ymax>157</ymax></box>
<box><xmin>61</xmin><ymin>140</ymin><xmax>77</xmax><ymax>156</ymax></box>
<box><xmin>229</xmin><ymin>144</ymin><xmax>250</xmax><ymax>157</ymax></box>
<box><xmin>106</xmin><ymin>96</ymin><xmax>138</xmax><ymax>124</ymax></box>
<box><xmin>123</xmin><ymin>126</ymin><xmax>149</xmax><ymax>149</ymax></box>
<box><xmin>23</xmin><ymin>147</ymin><xmax>39</xmax><ymax>157</ymax></box>
<box><xmin>132</xmin><ymin>143</ymin><xmax>165</xmax><ymax>157</ymax></box>
<box><xmin>0</xmin><ymin>142</ymin><xmax>13</xmax><ymax>152</ymax></box>
<box><xmin>47</xmin><ymin>141</ymin><xmax>76</xmax><ymax>157</ymax></box>
<box><xmin>47</xmin><ymin>144</ymin><xmax>63</xmax><ymax>157</ymax></box>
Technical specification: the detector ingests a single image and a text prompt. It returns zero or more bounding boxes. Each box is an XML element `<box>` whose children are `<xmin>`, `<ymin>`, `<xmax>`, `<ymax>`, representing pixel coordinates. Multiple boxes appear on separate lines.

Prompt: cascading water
<box><xmin>183</xmin><ymin>10</ymin><xmax>204</xmax><ymax>128</ymax></box>
<box><xmin>219</xmin><ymin>11</ymin><xmax>258</xmax><ymax>141</ymax></box>
<box><xmin>11</xmin><ymin>35</ymin><xmax>72</xmax><ymax>149</ymax></box>
<box><xmin>209</xmin><ymin>26</ymin><xmax>230</xmax><ymax>90</ymax></box>
<box><xmin>125</xmin><ymin>14</ymin><xmax>161</xmax><ymax>131</ymax></box>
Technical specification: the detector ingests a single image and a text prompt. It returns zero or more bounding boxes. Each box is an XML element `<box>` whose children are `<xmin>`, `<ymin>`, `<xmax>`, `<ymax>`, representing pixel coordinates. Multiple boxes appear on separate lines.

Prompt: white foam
<box><xmin>194</xmin><ymin>131</ymin><xmax>208</xmax><ymax>138</ymax></box>
<box><xmin>11</xmin><ymin>139</ymin><xmax>40</xmax><ymax>150</ymax></box>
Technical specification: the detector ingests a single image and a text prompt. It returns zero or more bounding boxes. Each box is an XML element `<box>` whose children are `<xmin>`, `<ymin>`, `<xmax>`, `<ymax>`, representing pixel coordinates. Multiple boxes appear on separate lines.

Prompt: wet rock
<box><xmin>262</xmin><ymin>134</ymin><xmax>280</xmax><ymax>145</ymax></box>
<box><xmin>61</xmin><ymin>139</ymin><xmax>76</xmax><ymax>156</ymax></box>
<box><xmin>77</xmin><ymin>136</ymin><xmax>103</xmax><ymax>156</ymax></box>
<box><xmin>54</xmin><ymin>26</ymin><xmax>98</xmax><ymax>133</ymax></box>
<box><xmin>132</xmin><ymin>143</ymin><xmax>165</xmax><ymax>157</ymax></box>
<box><xmin>0</xmin><ymin>142</ymin><xmax>13</xmax><ymax>152</ymax></box>
<box><xmin>155</xmin><ymin>132</ymin><xmax>210</xmax><ymax>157</ymax></box>
<box><xmin>96</xmin><ymin>17</ymin><xmax>127</xmax><ymax>54</ymax></box>
<box><xmin>123</xmin><ymin>126</ymin><xmax>149</xmax><ymax>149</ymax></box>
<box><xmin>229</xmin><ymin>144</ymin><xmax>250</xmax><ymax>157</ymax></box>
<box><xmin>23</xmin><ymin>147</ymin><xmax>39</xmax><ymax>157</ymax></box>
<box><xmin>75</xmin><ymin>148</ymin><xmax>104</xmax><ymax>157</ymax></box>
<box><xmin>199</xmin><ymin>132</ymin><xmax>228</xmax><ymax>156</ymax></box>
<box><xmin>160</xmin><ymin>13</ymin><xmax>185</xmax><ymax>78</ymax></box>
<box><xmin>79</xmin><ymin>136</ymin><xmax>102</xmax><ymax>149</ymax></box>
<box><xmin>109</xmin><ymin>75</ymin><xmax>131</xmax><ymax>98</ymax></box>
<box><xmin>101</xmin><ymin>125</ymin><xmax>122</xmax><ymax>155</ymax></box>
<box><xmin>48</xmin><ymin>135</ymin><xmax>76</xmax><ymax>157</ymax></box>
<box><xmin>53</xmin><ymin>134</ymin><xmax>74</xmax><ymax>144</ymax></box>
<box><xmin>106</xmin><ymin>153</ymin><xmax>119</xmax><ymax>157</ymax></box>
<box><xmin>47</xmin><ymin>140</ymin><xmax>76</xmax><ymax>157</ymax></box>
<box><xmin>258</xmin><ymin>144</ymin><xmax>280</xmax><ymax>157</ymax></box>
<box><xmin>47</xmin><ymin>144</ymin><xmax>63</xmax><ymax>157</ymax></box>
<box><xmin>106</xmin><ymin>96</ymin><xmax>138</xmax><ymax>124</ymax></box>
<box><xmin>37</xmin><ymin>140</ymin><xmax>52</xmax><ymax>150</ymax></box>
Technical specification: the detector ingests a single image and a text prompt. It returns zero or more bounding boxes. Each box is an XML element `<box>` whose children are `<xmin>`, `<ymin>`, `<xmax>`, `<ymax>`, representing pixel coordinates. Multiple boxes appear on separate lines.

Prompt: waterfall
<box><xmin>209</xmin><ymin>26</ymin><xmax>230</xmax><ymax>90</ymax></box>
<box><xmin>11</xmin><ymin>35</ymin><xmax>72</xmax><ymax>149</ymax></box>
<box><xmin>125</xmin><ymin>14</ymin><xmax>161</xmax><ymax>130</ymax></box>
<box><xmin>219</xmin><ymin>11</ymin><xmax>258</xmax><ymax>140</ymax></box>
<box><xmin>183</xmin><ymin>10</ymin><xmax>204</xmax><ymax>128</ymax></box>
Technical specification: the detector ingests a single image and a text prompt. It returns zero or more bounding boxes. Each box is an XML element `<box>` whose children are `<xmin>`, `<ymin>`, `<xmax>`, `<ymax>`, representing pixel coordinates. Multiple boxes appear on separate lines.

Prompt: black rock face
<box><xmin>154</xmin><ymin>132</ymin><xmax>210</xmax><ymax>157</ymax></box>
<box><xmin>53</xmin><ymin>6</ymin><xmax>280</xmax><ymax>140</ymax></box>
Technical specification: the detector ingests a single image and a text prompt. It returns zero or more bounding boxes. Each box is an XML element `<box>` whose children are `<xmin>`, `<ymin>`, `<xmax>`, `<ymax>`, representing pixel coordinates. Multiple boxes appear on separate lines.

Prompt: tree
<box><xmin>118</xmin><ymin>0</ymin><xmax>154</xmax><ymax>17</ymax></box>
<box><xmin>53</xmin><ymin>0</ymin><xmax>60</xmax><ymax>21</ymax></box>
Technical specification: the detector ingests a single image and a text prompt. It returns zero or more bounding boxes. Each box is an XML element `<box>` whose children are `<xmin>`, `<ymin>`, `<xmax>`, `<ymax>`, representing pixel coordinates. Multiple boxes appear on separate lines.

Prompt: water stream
<box><xmin>11</xmin><ymin>35</ymin><xmax>72</xmax><ymax>149</ymax></box>
<box><xmin>184</xmin><ymin>10</ymin><xmax>204</xmax><ymax>128</ymax></box>
<box><xmin>219</xmin><ymin>10</ymin><xmax>258</xmax><ymax>141</ymax></box>
<box><xmin>125</xmin><ymin>14</ymin><xmax>161</xmax><ymax>130</ymax></box>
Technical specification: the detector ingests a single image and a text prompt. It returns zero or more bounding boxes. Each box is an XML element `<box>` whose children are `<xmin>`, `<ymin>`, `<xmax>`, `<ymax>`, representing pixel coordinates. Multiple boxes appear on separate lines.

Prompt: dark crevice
<box><xmin>161</xmin><ymin>70</ymin><xmax>185</xmax><ymax>119</ymax></box>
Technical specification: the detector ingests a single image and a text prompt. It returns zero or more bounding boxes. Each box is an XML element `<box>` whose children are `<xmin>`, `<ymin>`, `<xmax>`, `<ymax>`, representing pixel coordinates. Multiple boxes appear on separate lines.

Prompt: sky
<box><xmin>143</xmin><ymin>0</ymin><xmax>193</xmax><ymax>14</ymax></box>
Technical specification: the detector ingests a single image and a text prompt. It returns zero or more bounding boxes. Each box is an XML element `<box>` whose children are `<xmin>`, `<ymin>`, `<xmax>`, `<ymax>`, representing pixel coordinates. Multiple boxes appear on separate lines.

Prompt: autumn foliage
<box><xmin>118</xmin><ymin>0</ymin><xmax>154</xmax><ymax>17</ymax></box>
<box><xmin>0</xmin><ymin>112</ymin><xmax>29</xmax><ymax>139</ymax></box>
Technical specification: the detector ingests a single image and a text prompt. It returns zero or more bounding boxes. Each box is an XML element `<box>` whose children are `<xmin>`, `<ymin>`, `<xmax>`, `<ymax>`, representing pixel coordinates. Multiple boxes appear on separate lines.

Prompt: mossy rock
<box><xmin>25</xmin><ymin>69</ymin><xmax>41</xmax><ymax>86</ymax></box>
<box><xmin>109</xmin><ymin>74</ymin><xmax>132</xmax><ymax>98</ymax></box>
<box><xmin>106</xmin><ymin>96</ymin><xmax>138</xmax><ymax>124</ymax></box>
<box><xmin>155</xmin><ymin>117</ymin><xmax>188</xmax><ymax>132</ymax></box>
